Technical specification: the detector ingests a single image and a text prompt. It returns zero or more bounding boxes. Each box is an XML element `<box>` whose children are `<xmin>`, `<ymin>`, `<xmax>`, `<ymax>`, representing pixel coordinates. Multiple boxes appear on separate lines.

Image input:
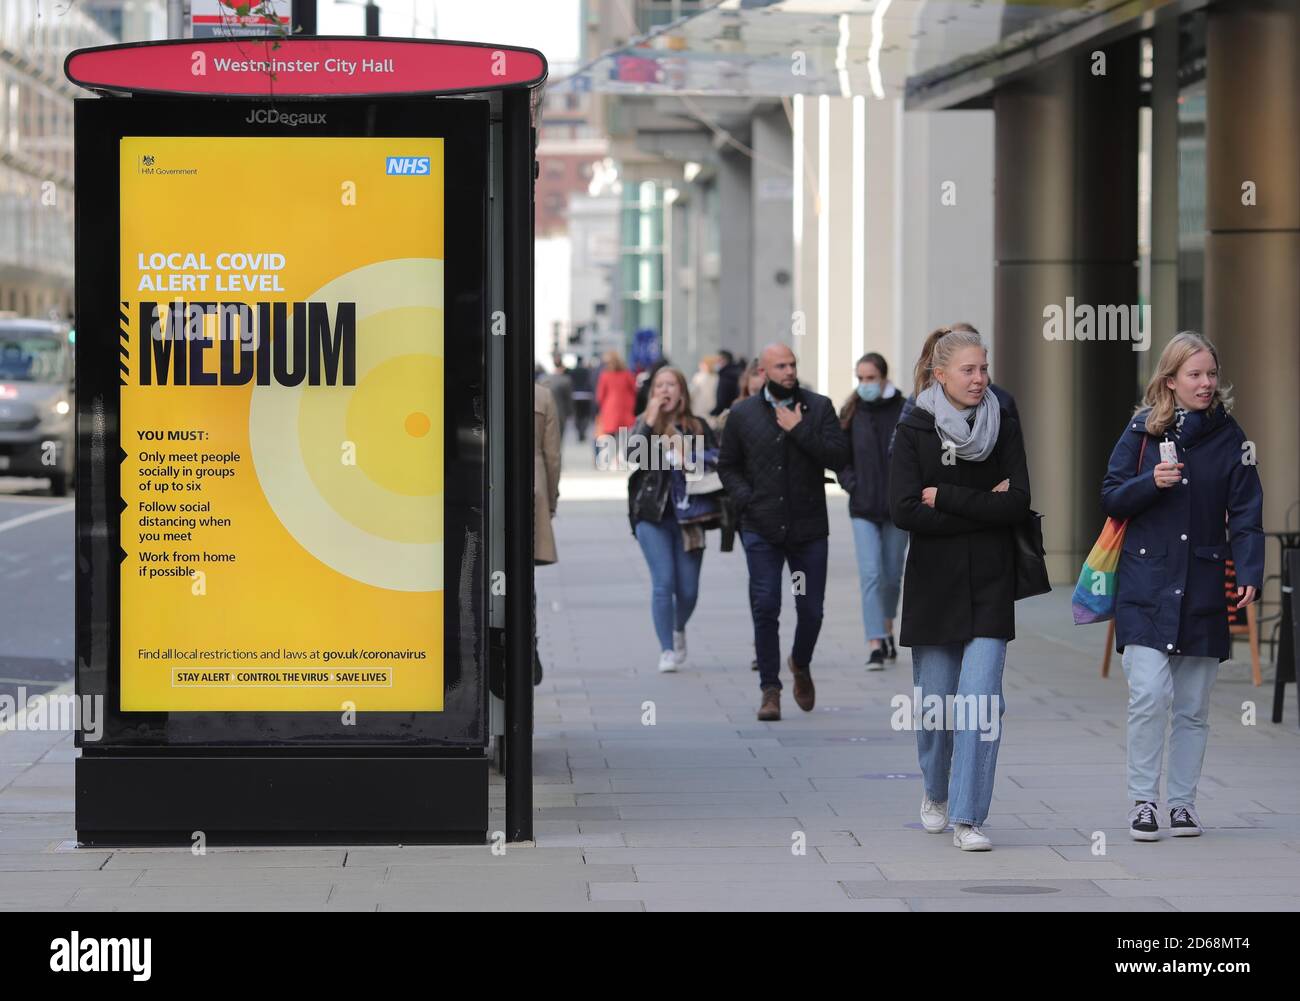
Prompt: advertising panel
<box><xmin>117</xmin><ymin>136</ymin><xmax>445</xmax><ymax>712</ymax></box>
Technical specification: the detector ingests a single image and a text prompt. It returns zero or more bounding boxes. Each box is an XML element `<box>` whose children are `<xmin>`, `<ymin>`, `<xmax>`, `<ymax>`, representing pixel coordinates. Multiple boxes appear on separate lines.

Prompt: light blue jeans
<box><xmin>850</xmin><ymin>517</ymin><xmax>908</xmax><ymax>642</ymax></box>
<box><xmin>634</xmin><ymin>516</ymin><xmax>703</xmax><ymax>652</ymax></box>
<box><xmin>1121</xmin><ymin>644</ymin><xmax>1219</xmax><ymax>807</ymax></box>
<box><xmin>912</xmin><ymin>637</ymin><xmax>1007</xmax><ymax>827</ymax></box>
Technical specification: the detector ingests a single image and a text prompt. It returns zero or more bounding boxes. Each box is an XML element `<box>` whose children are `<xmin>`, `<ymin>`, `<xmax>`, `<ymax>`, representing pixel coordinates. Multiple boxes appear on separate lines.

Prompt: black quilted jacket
<box><xmin>717</xmin><ymin>389</ymin><xmax>849</xmax><ymax>545</ymax></box>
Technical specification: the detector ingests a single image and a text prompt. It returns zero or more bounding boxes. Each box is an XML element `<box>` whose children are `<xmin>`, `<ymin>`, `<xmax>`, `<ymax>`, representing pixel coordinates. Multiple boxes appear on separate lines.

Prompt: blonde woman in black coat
<box><xmin>889</xmin><ymin>327</ymin><xmax>1030</xmax><ymax>852</ymax></box>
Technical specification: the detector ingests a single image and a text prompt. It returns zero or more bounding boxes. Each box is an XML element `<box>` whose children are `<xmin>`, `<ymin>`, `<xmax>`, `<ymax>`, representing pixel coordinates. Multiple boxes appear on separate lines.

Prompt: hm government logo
<box><xmin>137</xmin><ymin>153</ymin><xmax>197</xmax><ymax>178</ymax></box>
<box><xmin>386</xmin><ymin>156</ymin><xmax>431</xmax><ymax>175</ymax></box>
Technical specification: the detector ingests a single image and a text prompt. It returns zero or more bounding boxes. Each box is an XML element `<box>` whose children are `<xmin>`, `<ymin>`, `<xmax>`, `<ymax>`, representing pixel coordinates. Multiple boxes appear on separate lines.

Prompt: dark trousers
<box><xmin>740</xmin><ymin>530</ymin><xmax>829</xmax><ymax>691</ymax></box>
<box><xmin>573</xmin><ymin>400</ymin><xmax>592</xmax><ymax>440</ymax></box>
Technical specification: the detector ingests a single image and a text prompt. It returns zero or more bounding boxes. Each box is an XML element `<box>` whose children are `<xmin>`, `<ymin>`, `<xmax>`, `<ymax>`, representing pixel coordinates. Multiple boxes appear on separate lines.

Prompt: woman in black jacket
<box><xmin>627</xmin><ymin>367</ymin><xmax>719</xmax><ymax>673</ymax></box>
<box><xmin>889</xmin><ymin>327</ymin><xmax>1030</xmax><ymax>852</ymax></box>
<box><xmin>837</xmin><ymin>353</ymin><xmax>907</xmax><ymax>669</ymax></box>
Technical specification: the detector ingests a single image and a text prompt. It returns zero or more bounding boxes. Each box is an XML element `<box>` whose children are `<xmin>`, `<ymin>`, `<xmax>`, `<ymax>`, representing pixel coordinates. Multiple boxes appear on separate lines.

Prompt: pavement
<box><xmin>2</xmin><ymin>444</ymin><xmax>1299</xmax><ymax>911</ymax></box>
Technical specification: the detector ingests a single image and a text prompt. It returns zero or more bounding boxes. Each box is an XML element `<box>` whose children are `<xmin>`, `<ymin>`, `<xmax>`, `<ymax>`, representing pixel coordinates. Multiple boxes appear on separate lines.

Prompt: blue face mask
<box><xmin>856</xmin><ymin>381</ymin><xmax>881</xmax><ymax>403</ymax></box>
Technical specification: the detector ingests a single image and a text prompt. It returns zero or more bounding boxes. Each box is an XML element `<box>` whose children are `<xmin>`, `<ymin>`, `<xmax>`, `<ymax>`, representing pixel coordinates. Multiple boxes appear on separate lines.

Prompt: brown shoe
<box><xmin>757</xmin><ymin>687</ymin><xmax>781</xmax><ymax>721</ymax></box>
<box><xmin>788</xmin><ymin>656</ymin><xmax>815</xmax><ymax>711</ymax></box>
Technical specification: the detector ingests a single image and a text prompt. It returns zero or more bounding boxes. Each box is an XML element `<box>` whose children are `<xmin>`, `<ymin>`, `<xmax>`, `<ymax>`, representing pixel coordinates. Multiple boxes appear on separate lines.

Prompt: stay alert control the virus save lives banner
<box><xmin>118</xmin><ymin>136</ymin><xmax>444</xmax><ymax>711</ymax></box>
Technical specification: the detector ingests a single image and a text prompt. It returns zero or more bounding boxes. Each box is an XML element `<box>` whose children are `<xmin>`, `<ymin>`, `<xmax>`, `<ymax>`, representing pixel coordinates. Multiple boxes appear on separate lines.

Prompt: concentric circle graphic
<box><xmin>248</xmin><ymin>258</ymin><xmax>443</xmax><ymax>592</ymax></box>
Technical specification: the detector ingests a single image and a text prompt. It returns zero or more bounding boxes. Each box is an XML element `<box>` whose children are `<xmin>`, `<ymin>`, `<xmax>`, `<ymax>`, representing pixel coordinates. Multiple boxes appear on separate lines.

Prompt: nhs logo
<box><xmin>386</xmin><ymin>156</ymin><xmax>430</xmax><ymax>176</ymax></box>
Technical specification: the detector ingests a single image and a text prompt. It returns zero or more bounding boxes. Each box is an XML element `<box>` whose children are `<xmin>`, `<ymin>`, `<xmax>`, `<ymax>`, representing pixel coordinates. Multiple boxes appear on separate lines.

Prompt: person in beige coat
<box><xmin>535</xmin><ymin>383</ymin><xmax>561</xmax><ymax>566</ymax></box>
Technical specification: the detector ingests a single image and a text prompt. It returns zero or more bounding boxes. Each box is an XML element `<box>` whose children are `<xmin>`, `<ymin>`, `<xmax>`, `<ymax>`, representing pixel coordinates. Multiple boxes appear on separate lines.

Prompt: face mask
<box><xmin>856</xmin><ymin>382</ymin><xmax>881</xmax><ymax>403</ymax></box>
<box><xmin>765</xmin><ymin>378</ymin><xmax>795</xmax><ymax>400</ymax></box>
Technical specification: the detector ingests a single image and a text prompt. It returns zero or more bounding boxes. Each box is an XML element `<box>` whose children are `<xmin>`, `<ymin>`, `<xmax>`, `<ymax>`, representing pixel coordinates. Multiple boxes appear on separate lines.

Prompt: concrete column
<box><xmin>993</xmin><ymin>38</ymin><xmax>1140</xmax><ymax>579</ymax></box>
<box><xmin>1204</xmin><ymin>0</ymin><xmax>1300</xmax><ymax>560</ymax></box>
<box><xmin>899</xmin><ymin>109</ymin><xmax>995</xmax><ymax>394</ymax></box>
<box><xmin>695</xmin><ymin>178</ymin><xmax>721</xmax><ymax>361</ymax></box>
<box><xmin>668</xmin><ymin>194</ymin><xmax>691</xmax><ymax>365</ymax></box>
<box><xmin>793</xmin><ymin>94</ymin><xmax>882</xmax><ymax>398</ymax></box>
<box><xmin>751</xmin><ymin>107</ymin><xmax>794</xmax><ymax>362</ymax></box>
<box><xmin>822</xmin><ymin>96</ymin><xmax>856</xmax><ymax>400</ymax></box>
<box><xmin>863</xmin><ymin>96</ymin><xmax>900</xmax><ymax>378</ymax></box>
<box><xmin>717</xmin><ymin>150</ymin><xmax>753</xmax><ymax>359</ymax></box>
<box><xmin>792</xmin><ymin>94</ymin><xmax>821</xmax><ymax>385</ymax></box>
<box><xmin>1147</xmin><ymin>16</ymin><xmax>1181</xmax><ymax>374</ymax></box>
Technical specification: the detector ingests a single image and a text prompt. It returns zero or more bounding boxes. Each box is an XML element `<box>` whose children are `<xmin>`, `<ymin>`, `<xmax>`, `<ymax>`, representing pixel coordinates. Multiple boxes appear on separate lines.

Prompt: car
<box><xmin>0</xmin><ymin>316</ymin><xmax>75</xmax><ymax>496</ymax></box>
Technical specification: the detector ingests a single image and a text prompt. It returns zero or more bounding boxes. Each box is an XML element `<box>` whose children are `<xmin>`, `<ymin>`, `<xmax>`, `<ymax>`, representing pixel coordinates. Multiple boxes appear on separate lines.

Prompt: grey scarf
<box><xmin>915</xmin><ymin>383</ymin><xmax>1001</xmax><ymax>462</ymax></box>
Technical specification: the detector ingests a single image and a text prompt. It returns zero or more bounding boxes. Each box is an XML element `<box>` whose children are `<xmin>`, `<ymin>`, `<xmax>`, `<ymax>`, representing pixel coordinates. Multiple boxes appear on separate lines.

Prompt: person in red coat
<box><xmin>596</xmin><ymin>350</ymin><xmax>637</xmax><ymax>439</ymax></box>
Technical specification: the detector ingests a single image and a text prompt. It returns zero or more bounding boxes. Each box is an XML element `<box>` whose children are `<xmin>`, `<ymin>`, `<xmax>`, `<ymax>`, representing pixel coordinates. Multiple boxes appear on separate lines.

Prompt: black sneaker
<box><xmin>885</xmin><ymin>635</ymin><xmax>898</xmax><ymax>661</ymax></box>
<box><xmin>1128</xmin><ymin>800</ymin><xmax>1159</xmax><ymax>841</ymax></box>
<box><xmin>866</xmin><ymin>648</ymin><xmax>886</xmax><ymax>671</ymax></box>
<box><xmin>1169</xmin><ymin>805</ymin><xmax>1203</xmax><ymax>837</ymax></box>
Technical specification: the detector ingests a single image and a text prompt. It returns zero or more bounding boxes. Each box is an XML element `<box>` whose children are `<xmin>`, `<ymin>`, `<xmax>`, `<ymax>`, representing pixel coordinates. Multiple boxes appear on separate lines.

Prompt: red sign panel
<box><xmin>66</xmin><ymin>37</ymin><xmax>547</xmax><ymax>98</ymax></box>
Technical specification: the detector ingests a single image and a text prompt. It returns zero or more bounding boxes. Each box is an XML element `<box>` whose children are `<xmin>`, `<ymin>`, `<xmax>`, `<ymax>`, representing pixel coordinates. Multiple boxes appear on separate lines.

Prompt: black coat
<box><xmin>1102</xmin><ymin>405</ymin><xmax>1264</xmax><ymax>661</ymax></box>
<box><xmin>717</xmin><ymin>389</ymin><xmax>849</xmax><ymax>545</ymax></box>
<box><xmin>889</xmin><ymin>404</ymin><xmax>1031</xmax><ymax>647</ymax></box>
<box><xmin>711</xmin><ymin>361</ymin><xmax>744</xmax><ymax>417</ymax></box>
<box><xmin>837</xmin><ymin>389</ymin><xmax>905</xmax><ymax>522</ymax></box>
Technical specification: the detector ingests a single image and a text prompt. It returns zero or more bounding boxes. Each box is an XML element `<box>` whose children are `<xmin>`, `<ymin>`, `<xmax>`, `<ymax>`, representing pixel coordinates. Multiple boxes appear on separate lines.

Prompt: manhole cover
<box><xmin>961</xmin><ymin>885</ymin><xmax>1061</xmax><ymax>895</ymax></box>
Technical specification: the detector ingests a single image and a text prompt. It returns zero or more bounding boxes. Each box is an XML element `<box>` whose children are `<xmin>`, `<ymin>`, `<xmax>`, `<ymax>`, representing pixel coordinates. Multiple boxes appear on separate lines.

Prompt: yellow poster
<box><xmin>118</xmin><ymin>136</ymin><xmax>444</xmax><ymax>711</ymax></box>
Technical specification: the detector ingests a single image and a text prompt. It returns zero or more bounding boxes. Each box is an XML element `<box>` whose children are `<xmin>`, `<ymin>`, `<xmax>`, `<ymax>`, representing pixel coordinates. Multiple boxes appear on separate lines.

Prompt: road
<box><xmin>0</xmin><ymin>479</ymin><xmax>74</xmax><ymax>706</ymax></box>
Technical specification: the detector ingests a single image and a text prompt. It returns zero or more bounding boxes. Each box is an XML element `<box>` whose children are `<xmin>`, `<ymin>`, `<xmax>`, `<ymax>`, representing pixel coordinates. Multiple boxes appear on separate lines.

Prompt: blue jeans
<box><xmin>634</xmin><ymin>517</ymin><xmax>703</xmax><ymax>652</ymax></box>
<box><xmin>1121</xmin><ymin>644</ymin><xmax>1219</xmax><ymax>807</ymax></box>
<box><xmin>911</xmin><ymin>638</ymin><xmax>1007</xmax><ymax>826</ymax></box>
<box><xmin>740</xmin><ymin>531</ymin><xmax>828</xmax><ymax>691</ymax></box>
<box><xmin>850</xmin><ymin>517</ymin><xmax>908</xmax><ymax>642</ymax></box>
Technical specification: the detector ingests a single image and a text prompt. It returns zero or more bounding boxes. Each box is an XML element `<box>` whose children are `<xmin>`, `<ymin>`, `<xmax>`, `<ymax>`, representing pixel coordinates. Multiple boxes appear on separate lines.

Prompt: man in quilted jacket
<box><xmin>718</xmin><ymin>343</ymin><xmax>849</xmax><ymax>721</ymax></box>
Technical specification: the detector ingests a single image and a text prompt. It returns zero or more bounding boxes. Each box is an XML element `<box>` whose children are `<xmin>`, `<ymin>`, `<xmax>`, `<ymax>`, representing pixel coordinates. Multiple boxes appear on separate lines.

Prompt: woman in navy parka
<box><xmin>1101</xmin><ymin>331</ymin><xmax>1263</xmax><ymax>842</ymax></box>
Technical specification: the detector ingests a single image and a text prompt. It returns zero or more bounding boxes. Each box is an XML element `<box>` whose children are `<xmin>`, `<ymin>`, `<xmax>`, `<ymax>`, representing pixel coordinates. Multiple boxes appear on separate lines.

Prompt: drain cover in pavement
<box><xmin>961</xmin><ymin>885</ymin><xmax>1061</xmax><ymax>895</ymax></box>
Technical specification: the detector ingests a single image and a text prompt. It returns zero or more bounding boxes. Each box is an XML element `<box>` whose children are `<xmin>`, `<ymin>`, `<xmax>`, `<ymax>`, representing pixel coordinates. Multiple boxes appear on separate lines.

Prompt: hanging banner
<box><xmin>117</xmin><ymin>135</ymin><xmax>445</xmax><ymax>712</ymax></box>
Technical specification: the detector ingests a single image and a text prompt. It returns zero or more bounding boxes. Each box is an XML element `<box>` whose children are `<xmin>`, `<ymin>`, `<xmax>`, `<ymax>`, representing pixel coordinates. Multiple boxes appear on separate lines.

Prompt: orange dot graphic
<box><xmin>404</xmin><ymin>411</ymin><xmax>431</xmax><ymax>437</ymax></box>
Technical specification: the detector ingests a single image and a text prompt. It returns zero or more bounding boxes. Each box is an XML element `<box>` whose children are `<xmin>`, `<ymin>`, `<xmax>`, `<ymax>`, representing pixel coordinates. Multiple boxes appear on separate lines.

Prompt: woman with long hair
<box><xmin>596</xmin><ymin>350</ymin><xmax>638</xmax><ymax>440</ymax></box>
<box><xmin>626</xmin><ymin>366</ymin><xmax>719</xmax><ymax>672</ymax></box>
<box><xmin>891</xmin><ymin>324</ymin><xmax>1020</xmax><ymax>453</ymax></box>
<box><xmin>837</xmin><ymin>352</ymin><xmax>907</xmax><ymax>669</ymax></box>
<box><xmin>1103</xmin><ymin>332</ymin><xmax>1263</xmax><ymax>841</ymax></box>
<box><xmin>890</xmin><ymin>327</ymin><xmax>1030</xmax><ymax>851</ymax></box>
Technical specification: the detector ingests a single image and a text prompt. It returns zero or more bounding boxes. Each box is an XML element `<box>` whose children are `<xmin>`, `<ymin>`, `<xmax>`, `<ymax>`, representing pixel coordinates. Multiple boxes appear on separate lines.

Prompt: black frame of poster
<box><xmin>73</xmin><ymin>96</ymin><xmax>494</xmax><ymax>844</ymax></box>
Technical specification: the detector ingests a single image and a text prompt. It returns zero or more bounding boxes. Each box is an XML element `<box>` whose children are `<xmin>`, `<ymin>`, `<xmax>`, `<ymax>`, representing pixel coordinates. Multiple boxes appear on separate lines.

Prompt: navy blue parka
<box><xmin>1101</xmin><ymin>404</ymin><xmax>1264</xmax><ymax>661</ymax></box>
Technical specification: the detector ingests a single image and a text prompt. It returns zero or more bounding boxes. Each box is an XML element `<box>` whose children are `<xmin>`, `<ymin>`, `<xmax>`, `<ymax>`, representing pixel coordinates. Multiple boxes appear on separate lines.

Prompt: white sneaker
<box><xmin>953</xmin><ymin>823</ymin><xmax>992</xmax><ymax>851</ymax></box>
<box><xmin>920</xmin><ymin>797</ymin><xmax>948</xmax><ymax>833</ymax></box>
<box><xmin>672</xmin><ymin>630</ymin><xmax>687</xmax><ymax>666</ymax></box>
<box><xmin>657</xmin><ymin>650</ymin><xmax>678</xmax><ymax>673</ymax></box>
